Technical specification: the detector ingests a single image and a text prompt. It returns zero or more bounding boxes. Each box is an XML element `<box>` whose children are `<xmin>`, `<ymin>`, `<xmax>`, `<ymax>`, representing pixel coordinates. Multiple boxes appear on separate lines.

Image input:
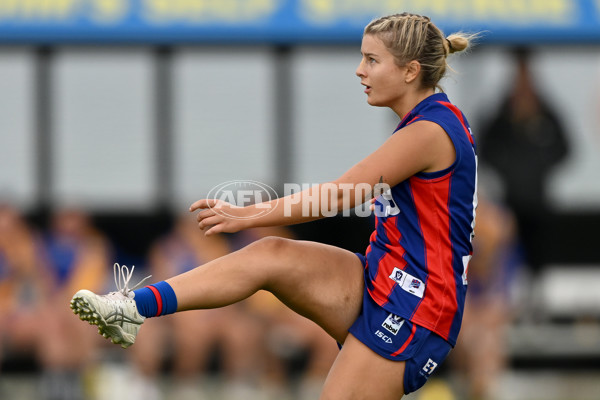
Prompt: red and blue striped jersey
<box><xmin>365</xmin><ymin>93</ymin><xmax>477</xmax><ymax>346</ymax></box>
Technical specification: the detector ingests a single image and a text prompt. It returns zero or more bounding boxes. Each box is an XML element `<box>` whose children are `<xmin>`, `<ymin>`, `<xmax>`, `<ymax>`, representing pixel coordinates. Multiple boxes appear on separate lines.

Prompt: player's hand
<box><xmin>189</xmin><ymin>199</ymin><xmax>251</xmax><ymax>235</ymax></box>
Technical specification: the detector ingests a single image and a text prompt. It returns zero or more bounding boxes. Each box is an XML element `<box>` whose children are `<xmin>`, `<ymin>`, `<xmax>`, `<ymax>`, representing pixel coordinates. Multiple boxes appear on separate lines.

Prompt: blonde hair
<box><xmin>364</xmin><ymin>13</ymin><xmax>477</xmax><ymax>90</ymax></box>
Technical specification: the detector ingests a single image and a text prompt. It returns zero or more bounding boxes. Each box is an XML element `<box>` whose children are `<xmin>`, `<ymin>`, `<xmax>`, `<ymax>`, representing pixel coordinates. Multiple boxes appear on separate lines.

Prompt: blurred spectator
<box><xmin>0</xmin><ymin>204</ymin><xmax>45</xmax><ymax>374</ymax></box>
<box><xmin>450</xmin><ymin>194</ymin><xmax>522</xmax><ymax>400</ymax></box>
<box><xmin>37</xmin><ymin>207</ymin><xmax>112</xmax><ymax>400</ymax></box>
<box><xmin>478</xmin><ymin>47</ymin><xmax>569</xmax><ymax>273</ymax></box>
<box><xmin>127</xmin><ymin>214</ymin><xmax>269</xmax><ymax>400</ymax></box>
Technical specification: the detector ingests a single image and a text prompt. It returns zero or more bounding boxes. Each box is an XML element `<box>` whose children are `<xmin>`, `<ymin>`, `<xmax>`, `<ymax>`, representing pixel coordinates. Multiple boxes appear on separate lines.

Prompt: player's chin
<box><xmin>366</xmin><ymin>96</ymin><xmax>385</xmax><ymax>107</ymax></box>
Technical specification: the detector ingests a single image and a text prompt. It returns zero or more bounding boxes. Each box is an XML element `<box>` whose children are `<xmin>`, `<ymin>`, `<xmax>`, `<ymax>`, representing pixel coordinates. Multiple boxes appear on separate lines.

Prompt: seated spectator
<box><xmin>37</xmin><ymin>207</ymin><xmax>113</xmax><ymax>400</ymax></box>
<box><xmin>0</xmin><ymin>203</ymin><xmax>45</xmax><ymax>373</ymax></box>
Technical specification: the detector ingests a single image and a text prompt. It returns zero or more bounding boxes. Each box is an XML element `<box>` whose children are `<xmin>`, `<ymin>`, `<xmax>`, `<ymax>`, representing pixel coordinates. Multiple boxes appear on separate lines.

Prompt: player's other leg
<box><xmin>321</xmin><ymin>333</ymin><xmax>406</xmax><ymax>400</ymax></box>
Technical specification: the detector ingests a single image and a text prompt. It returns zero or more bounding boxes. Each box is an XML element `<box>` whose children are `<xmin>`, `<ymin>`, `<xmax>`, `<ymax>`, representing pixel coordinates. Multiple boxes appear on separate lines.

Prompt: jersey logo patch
<box><xmin>389</xmin><ymin>267</ymin><xmax>425</xmax><ymax>298</ymax></box>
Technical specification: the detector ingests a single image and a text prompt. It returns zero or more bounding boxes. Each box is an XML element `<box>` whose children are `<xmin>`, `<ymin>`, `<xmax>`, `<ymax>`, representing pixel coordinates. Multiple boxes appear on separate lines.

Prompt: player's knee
<box><xmin>247</xmin><ymin>235</ymin><xmax>293</xmax><ymax>256</ymax></box>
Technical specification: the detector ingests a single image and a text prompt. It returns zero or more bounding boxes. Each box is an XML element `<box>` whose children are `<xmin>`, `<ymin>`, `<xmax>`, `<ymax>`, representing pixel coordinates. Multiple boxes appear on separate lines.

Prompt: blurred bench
<box><xmin>508</xmin><ymin>265</ymin><xmax>600</xmax><ymax>365</ymax></box>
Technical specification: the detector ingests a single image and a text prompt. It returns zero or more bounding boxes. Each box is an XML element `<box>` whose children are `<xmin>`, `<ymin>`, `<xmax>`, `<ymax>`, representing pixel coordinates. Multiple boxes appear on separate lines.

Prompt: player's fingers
<box><xmin>189</xmin><ymin>198</ymin><xmax>219</xmax><ymax>212</ymax></box>
<box><xmin>204</xmin><ymin>224</ymin><xmax>223</xmax><ymax>236</ymax></box>
<box><xmin>198</xmin><ymin>214</ymin><xmax>222</xmax><ymax>231</ymax></box>
<box><xmin>196</xmin><ymin>208</ymin><xmax>216</xmax><ymax>222</ymax></box>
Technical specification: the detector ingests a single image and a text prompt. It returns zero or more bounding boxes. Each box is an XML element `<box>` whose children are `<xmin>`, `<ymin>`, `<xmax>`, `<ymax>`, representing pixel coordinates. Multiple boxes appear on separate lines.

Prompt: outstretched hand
<box><xmin>189</xmin><ymin>199</ymin><xmax>251</xmax><ymax>235</ymax></box>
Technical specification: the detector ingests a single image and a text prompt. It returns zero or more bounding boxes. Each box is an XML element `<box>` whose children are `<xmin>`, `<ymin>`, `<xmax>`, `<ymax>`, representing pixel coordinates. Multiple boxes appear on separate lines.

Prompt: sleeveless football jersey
<box><xmin>365</xmin><ymin>92</ymin><xmax>477</xmax><ymax>346</ymax></box>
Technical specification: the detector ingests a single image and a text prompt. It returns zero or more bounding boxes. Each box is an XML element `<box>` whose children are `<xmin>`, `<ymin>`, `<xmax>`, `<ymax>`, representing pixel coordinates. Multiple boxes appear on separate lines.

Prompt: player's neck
<box><xmin>391</xmin><ymin>87</ymin><xmax>436</xmax><ymax>119</ymax></box>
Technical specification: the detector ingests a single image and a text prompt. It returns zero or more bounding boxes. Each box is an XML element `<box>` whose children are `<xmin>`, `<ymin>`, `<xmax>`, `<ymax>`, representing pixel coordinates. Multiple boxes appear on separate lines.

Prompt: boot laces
<box><xmin>111</xmin><ymin>263</ymin><xmax>152</xmax><ymax>298</ymax></box>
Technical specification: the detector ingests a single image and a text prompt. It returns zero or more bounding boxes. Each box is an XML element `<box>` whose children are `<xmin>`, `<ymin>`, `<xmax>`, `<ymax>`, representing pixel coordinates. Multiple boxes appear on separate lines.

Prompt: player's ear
<box><xmin>404</xmin><ymin>60</ymin><xmax>421</xmax><ymax>84</ymax></box>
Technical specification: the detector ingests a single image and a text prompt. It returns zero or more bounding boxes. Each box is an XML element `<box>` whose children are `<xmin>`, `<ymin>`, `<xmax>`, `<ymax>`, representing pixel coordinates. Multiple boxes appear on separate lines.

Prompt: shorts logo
<box><xmin>422</xmin><ymin>358</ymin><xmax>438</xmax><ymax>375</ymax></box>
<box><xmin>389</xmin><ymin>267</ymin><xmax>426</xmax><ymax>298</ymax></box>
<box><xmin>382</xmin><ymin>313</ymin><xmax>404</xmax><ymax>336</ymax></box>
<box><xmin>375</xmin><ymin>330</ymin><xmax>393</xmax><ymax>344</ymax></box>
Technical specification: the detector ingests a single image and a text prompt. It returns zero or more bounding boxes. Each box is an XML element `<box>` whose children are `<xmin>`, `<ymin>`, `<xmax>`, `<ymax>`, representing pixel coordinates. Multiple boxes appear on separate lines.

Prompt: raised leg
<box><xmin>167</xmin><ymin>236</ymin><xmax>365</xmax><ymax>344</ymax></box>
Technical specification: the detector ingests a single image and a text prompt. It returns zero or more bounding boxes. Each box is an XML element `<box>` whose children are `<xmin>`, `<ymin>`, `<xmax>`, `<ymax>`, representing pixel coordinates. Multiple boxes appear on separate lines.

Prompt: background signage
<box><xmin>0</xmin><ymin>0</ymin><xmax>598</xmax><ymax>43</ymax></box>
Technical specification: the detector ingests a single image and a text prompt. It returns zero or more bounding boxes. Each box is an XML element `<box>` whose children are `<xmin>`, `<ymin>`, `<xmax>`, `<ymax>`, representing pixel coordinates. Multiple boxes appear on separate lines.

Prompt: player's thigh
<box><xmin>259</xmin><ymin>237</ymin><xmax>365</xmax><ymax>344</ymax></box>
<box><xmin>320</xmin><ymin>333</ymin><xmax>405</xmax><ymax>400</ymax></box>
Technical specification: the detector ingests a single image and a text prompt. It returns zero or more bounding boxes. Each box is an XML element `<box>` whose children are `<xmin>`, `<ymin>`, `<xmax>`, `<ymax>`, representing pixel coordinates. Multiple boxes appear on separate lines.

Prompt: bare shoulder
<box><xmin>394</xmin><ymin>120</ymin><xmax>455</xmax><ymax>173</ymax></box>
<box><xmin>396</xmin><ymin>119</ymin><xmax>447</xmax><ymax>140</ymax></box>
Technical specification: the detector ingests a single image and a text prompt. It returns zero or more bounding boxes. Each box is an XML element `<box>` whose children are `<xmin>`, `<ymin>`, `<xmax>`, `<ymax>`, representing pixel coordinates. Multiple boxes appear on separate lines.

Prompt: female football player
<box><xmin>72</xmin><ymin>13</ymin><xmax>478</xmax><ymax>399</ymax></box>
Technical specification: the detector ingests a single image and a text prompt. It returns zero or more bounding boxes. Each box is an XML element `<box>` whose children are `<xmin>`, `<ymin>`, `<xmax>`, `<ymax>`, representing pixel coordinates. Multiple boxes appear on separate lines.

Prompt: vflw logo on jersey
<box><xmin>389</xmin><ymin>267</ymin><xmax>426</xmax><ymax>298</ymax></box>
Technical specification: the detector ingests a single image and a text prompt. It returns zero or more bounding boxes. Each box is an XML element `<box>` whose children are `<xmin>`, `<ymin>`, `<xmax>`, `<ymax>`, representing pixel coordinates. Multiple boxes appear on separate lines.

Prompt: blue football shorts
<box><xmin>348</xmin><ymin>253</ymin><xmax>453</xmax><ymax>394</ymax></box>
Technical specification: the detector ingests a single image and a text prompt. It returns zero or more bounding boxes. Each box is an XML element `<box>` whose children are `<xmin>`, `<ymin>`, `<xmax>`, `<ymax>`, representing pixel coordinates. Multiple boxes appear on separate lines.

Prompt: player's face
<box><xmin>356</xmin><ymin>34</ymin><xmax>408</xmax><ymax>110</ymax></box>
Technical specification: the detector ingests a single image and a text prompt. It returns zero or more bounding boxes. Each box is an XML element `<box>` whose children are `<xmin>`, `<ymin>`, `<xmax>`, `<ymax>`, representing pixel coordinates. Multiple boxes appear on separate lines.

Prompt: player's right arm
<box><xmin>190</xmin><ymin>120</ymin><xmax>455</xmax><ymax>235</ymax></box>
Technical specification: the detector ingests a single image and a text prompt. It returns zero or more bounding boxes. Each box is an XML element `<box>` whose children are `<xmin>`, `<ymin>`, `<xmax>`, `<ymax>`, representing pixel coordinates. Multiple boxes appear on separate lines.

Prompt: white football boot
<box><xmin>71</xmin><ymin>263</ymin><xmax>151</xmax><ymax>348</ymax></box>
